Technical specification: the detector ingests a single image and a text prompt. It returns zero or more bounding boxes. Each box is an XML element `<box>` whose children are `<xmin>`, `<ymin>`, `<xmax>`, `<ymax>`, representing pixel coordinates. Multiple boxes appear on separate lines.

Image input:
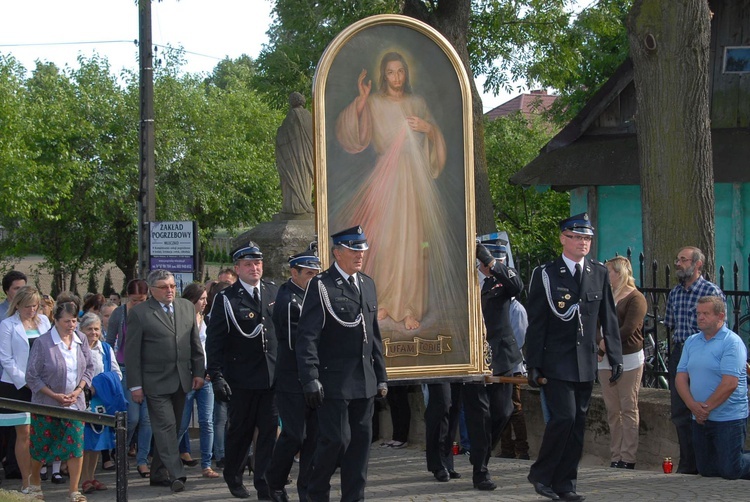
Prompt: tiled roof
<box><xmin>485</xmin><ymin>90</ymin><xmax>558</xmax><ymax>120</ymax></box>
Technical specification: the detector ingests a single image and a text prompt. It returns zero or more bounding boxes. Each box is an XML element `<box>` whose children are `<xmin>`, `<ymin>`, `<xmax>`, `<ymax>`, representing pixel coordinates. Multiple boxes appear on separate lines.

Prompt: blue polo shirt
<box><xmin>676</xmin><ymin>325</ymin><xmax>748</xmax><ymax>422</ymax></box>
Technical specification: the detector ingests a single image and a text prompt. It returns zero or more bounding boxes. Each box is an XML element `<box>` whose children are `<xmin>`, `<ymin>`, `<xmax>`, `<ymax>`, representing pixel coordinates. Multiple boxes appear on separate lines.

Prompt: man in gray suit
<box><xmin>125</xmin><ymin>270</ymin><xmax>205</xmax><ymax>492</ymax></box>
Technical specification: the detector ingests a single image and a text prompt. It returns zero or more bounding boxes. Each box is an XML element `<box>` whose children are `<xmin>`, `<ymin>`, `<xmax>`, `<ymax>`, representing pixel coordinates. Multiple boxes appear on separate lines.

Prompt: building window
<box><xmin>723</xmin><ymin>46</ymin><xmax>750</xmax><ymax>73</ymax></box>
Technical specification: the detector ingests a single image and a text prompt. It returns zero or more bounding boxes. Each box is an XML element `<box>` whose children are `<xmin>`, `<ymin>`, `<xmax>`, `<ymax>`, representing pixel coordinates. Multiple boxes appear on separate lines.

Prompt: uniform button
<box><xmin>577</xmin><ymin>342</ymin><xmax>580</xmax><ymax>345</ymax></box>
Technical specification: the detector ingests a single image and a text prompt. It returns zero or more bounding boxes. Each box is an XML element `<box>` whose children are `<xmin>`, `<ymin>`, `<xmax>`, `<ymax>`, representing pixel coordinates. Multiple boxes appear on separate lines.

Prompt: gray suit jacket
<box><xmin>124</xmin><ymin>297</ymin><xmax>204</xmax><ymax>395</ymax></box>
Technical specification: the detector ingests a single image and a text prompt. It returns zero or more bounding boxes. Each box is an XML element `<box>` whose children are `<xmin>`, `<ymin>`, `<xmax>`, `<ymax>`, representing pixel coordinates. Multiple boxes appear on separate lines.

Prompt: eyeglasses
<box><xmin>562</xmin><ymin>233</ymin><xmax>592</xmax><ymax>242</ymax></box>
<box><xmin>153</xmin><ymin>284</ymin><xmax>177</xmax><ymax>291</ymax></box>
<box><xmin>674</xmin><ymin>257</ymin><xmax>694</xmax><ymax>264</ymax></box>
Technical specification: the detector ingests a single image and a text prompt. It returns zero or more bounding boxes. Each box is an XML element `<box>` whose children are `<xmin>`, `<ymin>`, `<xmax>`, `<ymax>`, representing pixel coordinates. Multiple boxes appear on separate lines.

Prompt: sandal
<box><xmin>202</xmin><ymin>467</ymin><xmax>220</xmax><ymax>478</ymax></box>
<box><xmin>82</xmin><ymin>480</ymin><xmax>95</xmax><ymax>494</ymax></box>
<box><xmin>21</xmin><ymin>484</ymin><xmax>44</xmax><ymax>500</ymax></box>
<box><xmin>69</xmin><ymin>492</ymin><xmax>87</xmax><ymax>502</ymax></box>
<box><xmin>136</xmin><ymin>464</ymin><xmax>151</xmax><ymax>478</ymax></box>
<box><xmin>91</xmin><ymin>479</ymin><xmax>107</xmax><ymax>491</ymax></box>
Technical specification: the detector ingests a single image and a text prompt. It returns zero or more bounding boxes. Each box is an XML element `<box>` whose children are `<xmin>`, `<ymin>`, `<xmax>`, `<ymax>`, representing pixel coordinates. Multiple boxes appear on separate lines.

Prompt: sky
<box><xmin>1</xmin><ymin>0</ymin><xmax>544</xmax><ymax>113</ymax></box>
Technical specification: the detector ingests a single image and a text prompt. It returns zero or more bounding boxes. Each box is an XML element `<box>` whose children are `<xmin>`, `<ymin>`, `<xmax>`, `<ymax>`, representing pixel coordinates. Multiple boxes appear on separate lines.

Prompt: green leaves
<box><xmin>484</xmin><ymin>112</ymin><xmax>568</xmax><ymax>265</ymax></box>
<box><xmin>0</xmin><ymin>53</ymin><xmax>282</xmax><ymax>290</ymax></box>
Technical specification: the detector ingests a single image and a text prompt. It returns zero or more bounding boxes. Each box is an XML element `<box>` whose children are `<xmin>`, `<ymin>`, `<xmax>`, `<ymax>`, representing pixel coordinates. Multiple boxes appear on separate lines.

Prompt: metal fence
<box><xmin>626</xmin><ymin>249</ymin><xmax>750</xmax><ymax>388</ymax></box>
<box><xmin>0</xmin><ymin>398</ymin><xmax>127</xmax><ymax>502</ymax></box>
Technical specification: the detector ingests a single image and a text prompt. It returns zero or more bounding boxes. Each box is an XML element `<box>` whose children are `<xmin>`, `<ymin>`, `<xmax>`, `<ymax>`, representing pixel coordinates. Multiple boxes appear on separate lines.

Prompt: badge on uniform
<box><xmin>239</xmin><ymin>308</ymin><xmax>255</xmax><ymax>320</ymax></box>
<box><xmin>564</xmin><ymin>294</ymin><xmax>571</xmax><ymax>300</ymax></box>
<box><xmin>558</xmin><ymin>301</ymin><xmax>566</xmax><ymax>309</ymax></box>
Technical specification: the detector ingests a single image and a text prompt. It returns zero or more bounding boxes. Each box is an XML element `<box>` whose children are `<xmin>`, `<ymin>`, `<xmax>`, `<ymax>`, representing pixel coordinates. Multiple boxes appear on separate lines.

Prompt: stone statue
<box><xmin>275</xmin><ymin>92</ymin><xmax>314</xmax><ymax>216</ymax></box>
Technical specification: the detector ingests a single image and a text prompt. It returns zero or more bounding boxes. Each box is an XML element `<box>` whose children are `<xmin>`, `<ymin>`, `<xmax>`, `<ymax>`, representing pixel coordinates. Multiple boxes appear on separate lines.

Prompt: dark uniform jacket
<box><xmin>525</xmin><ymin>256</ymin><xmax>622</xmax><ymax>382</ymax></box>
<box><xmin>481</xmin><ymin>260</ymin><xmax>524</xmax><ymax>375</ymax></box>
<box><xmin>205</xmin><ymin>279</ymin><xmax>278</xmax><ymax>390</ymax></box>
<box><xmin>271</xmin><ymin>279</ymin><xmax>306</xmax><ymax>394</ymax></box>
<box><xmin>296</xmin><ymin>265</ymin><xmax>387</xmax><ymax>400</ymax></box>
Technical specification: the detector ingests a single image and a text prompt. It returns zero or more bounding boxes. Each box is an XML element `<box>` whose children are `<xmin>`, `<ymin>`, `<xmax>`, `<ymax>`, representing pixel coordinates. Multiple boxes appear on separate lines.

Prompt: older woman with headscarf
<box><xmin>26</xmin><ymin>301</ymin><xmax>94</xmax><ymax>502</ymax></box>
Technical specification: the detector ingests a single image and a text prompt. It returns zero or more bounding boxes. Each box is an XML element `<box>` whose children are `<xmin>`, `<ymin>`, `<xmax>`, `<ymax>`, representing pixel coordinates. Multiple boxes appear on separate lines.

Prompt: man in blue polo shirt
<box><xmin>664</xmin><ymin>246</ymin><xmax>724</xmax><ymax>474</ymax></box>
<box><xmin>675</xmin><ymin>295</ymin><xmax>750</xmax><ymax>480</ymax></box>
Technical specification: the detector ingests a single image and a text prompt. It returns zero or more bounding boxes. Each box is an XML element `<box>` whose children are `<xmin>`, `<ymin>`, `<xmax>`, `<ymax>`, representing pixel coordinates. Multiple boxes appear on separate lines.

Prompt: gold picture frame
<box><xmin>312</xmin><ymin>14</ymin><xmax>484</xmax><ymax>380</ymax></box>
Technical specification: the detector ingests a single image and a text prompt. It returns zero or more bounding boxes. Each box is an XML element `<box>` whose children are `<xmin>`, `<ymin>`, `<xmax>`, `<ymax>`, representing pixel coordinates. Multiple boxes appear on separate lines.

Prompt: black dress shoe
<box><xmin>149</xmin><ymin>478</ymin><xmax>171</xmax><ymax>487</ymax></box>
<box><xmin>448</xmin><ymin>469</ymin><xmax>461</xmax><ymax>479</ymax></box>
<box><xmin>171</xmin><ymin>477</ymin><xmax>186</xmax><ymax>492</ymax></box>
<box><xmin>181</xmin><ymin>457</ymin><xmax>199</xmax><ymax>467</ymax></box>
<box><xmin>473</xmin><ymin>479</ymin><xmax>497</xmax><ymax>491</ymax></box>
<box><xmin>267</xmin><ymin>488</ymin><xmax>290</xmax><ymax>502</ymax></box>
<box><xmin>528</xmin><ymin>479</ymin><xmax>560</xmax><ymax>500</ymax></box>
<box><xmin>229</xmin><ymin>484</ymin><xmax>251</xmax><ymax>499</ymax></box>
<box><xmin>432</xmin><ymin>469</ymin><xmax>449</xmax><ymax>482</ymax></box>
<box><xmin>556</xmin><ymin>492</ymin><xmax>585</xmax><ymax>502</ymax></box>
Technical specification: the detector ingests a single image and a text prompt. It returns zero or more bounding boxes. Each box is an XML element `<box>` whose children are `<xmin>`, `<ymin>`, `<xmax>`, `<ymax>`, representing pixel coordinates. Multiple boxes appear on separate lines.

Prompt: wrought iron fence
<box><xmin>515</xmin><ymin>249</ymin><xmax>750</xmax><ymax>389</ymax></box>
<box><xmin>626</xmin><ymin>249</ymin><xmax>750</xmax><ymax>388</ymax></box>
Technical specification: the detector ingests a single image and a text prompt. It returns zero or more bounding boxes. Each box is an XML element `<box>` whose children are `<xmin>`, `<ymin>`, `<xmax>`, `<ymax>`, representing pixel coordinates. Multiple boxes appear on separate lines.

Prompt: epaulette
<box><xmin>262</xmin><ymin>278</ymin><xmax>276</xmax><ymax>285</ymax></box>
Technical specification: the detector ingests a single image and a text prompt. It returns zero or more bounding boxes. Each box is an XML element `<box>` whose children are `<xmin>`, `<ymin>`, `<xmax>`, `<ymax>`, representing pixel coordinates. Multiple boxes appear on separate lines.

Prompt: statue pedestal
<box><xmin>232</xmin><ymin>215</ymin><xmax>316</xmax><ymax>285</ymax></box>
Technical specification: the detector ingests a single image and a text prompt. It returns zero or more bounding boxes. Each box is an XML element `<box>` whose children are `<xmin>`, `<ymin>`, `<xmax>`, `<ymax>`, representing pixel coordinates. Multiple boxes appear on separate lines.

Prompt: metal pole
<box><xmin>115</xmin><ymin>411</ymin><xmax>128</xmax><ymax>502</ymax></box>
<box><xmin>138</xmin><ymin>0</ymin><xmax>155</xmax><ymax>279</ymax></box>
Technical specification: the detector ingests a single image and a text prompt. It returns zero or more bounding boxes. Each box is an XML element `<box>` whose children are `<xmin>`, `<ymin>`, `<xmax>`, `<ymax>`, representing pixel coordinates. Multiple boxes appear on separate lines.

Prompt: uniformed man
<box><xmin>525</xmin><ymin>213</ymin><xmax>623</xmax><ymax>501</ymax></box>
<box><xmin>296</xmin><ymin>225</ymin><xmax>388</xmax><ymax>502</ymax></box>
<box><xmin>265</xmin><ymin>249</ymin><xmax>322</xmax><ymax>502</ymax></box>
<box><xmin>205</xmin><ymin>242</ymin><xmax>279</xmax><ymax>500</ymax></box>
<box><xmin>459</xmin><ymin>239</ymin><xmax>524</xmax><ymax>491</ymax></box>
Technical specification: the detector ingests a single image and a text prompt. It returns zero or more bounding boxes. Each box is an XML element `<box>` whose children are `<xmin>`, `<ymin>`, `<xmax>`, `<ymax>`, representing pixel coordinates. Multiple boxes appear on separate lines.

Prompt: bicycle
<box><xmin>642</xmin><ymin>313</ymin><xmax>669</xmax><ymax>389</ymax></box>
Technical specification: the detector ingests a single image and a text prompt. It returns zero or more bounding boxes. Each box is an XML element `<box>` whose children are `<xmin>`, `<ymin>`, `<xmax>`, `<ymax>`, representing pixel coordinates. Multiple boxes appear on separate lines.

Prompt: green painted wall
<box><xmin>569</xmin><ymin>184</ymin><xmax>749</xmax><ymax>288</ymax></box>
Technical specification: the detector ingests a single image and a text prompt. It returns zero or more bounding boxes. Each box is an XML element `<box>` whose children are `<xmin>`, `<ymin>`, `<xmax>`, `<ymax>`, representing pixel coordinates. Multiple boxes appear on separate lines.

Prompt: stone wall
<box><xmin>375</xmin><ymin>383</ymin><xmax>690</xmax><ymax>471</ymax></box>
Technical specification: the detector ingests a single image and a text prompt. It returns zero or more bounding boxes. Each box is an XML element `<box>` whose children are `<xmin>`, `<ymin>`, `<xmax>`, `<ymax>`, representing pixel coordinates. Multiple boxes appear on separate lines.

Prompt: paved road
<box><xmin>2</xmin><ymin>443</ymin><xmax>746</xmax><ymax>501</ymax></box>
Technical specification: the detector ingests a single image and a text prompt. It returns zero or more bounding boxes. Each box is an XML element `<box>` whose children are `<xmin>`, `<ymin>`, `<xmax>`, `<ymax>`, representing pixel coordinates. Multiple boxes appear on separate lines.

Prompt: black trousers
<box><xmin>424</xmin><ymin>383</ymin><xmax>460</xmax><ymax>473</ymax></box>
<box><xmin>223</xmin><ymin>388</ymin><xmax>278</xmax><ymax>496</ymax></box>
<box><xmin>265</xmin><ymin>391</ymin><xmax>318</xmax><ymax>500</ymax></box>
<box><xmin>462</xmin><ymin>382</ymin><xmax>513</xmax><ymax>482</ymax></box>
<box><xmin>669</xmin><ymin>342</ymin><xmax>697</xmax><ymax>473</ymax></box>
<box><xmin>308</xmin><ymin>397</ymin><xmax>374</xmax><ymax>502</ymax></box>
<box><xmin>529</xmin><ymin>378</ymin><xmax>593</xmax><ymax>493</ymax></box>
<box><xmin>386</xmin><ymin>385</ymin><xmax>412</xmax><ymax>442</ymax></box>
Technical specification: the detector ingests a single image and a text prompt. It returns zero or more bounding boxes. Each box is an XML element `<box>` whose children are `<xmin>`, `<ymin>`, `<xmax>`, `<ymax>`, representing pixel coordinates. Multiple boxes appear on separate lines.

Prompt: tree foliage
<box><xmin>0</xmin><ymin>52</ymin><xmax>282</xmax><ymax>290</ymax></box>
<box><xmin>484</xmin><ymin>113</ymin><xmax>568</xmax><ymax>271</ymax></box>
<box><xmin>254</xmin><ymin>0</ymin><xmax>401</xmax><ymax>108</ymax></box>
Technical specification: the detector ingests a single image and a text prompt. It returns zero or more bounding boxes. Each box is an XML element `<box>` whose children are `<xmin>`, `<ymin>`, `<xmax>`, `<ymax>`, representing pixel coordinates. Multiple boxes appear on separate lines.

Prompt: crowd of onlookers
<box><xmin>0</xmin><ymin>268</ymin><xmax>239</xmax><ymax>501</ymax></box>
<box><xmin>0</xmin><ymin>242</ymin><xmax>747</xmax><ymax>502</ymax></box>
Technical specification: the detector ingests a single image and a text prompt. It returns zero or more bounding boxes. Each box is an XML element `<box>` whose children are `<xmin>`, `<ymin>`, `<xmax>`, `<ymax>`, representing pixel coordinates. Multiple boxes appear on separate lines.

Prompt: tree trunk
<box><xmin>627</xmin><ymin>0</ymin><xmax>715</xmax><ymax>282</ymax></box>
<box><xmin>403</xmin><ymin>0</ymin><xmax>496</xmax><ymax>234</ymax></box>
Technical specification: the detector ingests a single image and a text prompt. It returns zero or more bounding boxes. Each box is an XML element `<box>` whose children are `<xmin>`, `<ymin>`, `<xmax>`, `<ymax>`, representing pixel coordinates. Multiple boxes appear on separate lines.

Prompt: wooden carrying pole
<box><xmin>484</xmin><ymin>375</ymin><xmax>547</xmax><ymax>385</ymax></box>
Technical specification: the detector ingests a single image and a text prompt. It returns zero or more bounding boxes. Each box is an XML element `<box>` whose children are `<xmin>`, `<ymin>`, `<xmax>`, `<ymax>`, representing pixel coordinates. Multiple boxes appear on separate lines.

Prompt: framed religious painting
<box><xmin>312</xmin><ymin>14</ymin><xmax>484</xmax><ymax>380</ymax></box>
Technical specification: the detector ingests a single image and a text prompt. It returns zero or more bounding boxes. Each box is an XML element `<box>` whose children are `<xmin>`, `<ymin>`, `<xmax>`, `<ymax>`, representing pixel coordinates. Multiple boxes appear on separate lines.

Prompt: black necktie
<box><xmin>253</xmin><ymin>287</ymin><xmax>260</xmax><ymax>304</ymax></box>
<box><xmin>574</xmin><ymin>263</ymin><xmax>583</xmax><ymax>286</ymax></box>
<box><xmin>348</xmin><ymin>276</ymin><xmax>359</xmax><ymax>292</ymax></box>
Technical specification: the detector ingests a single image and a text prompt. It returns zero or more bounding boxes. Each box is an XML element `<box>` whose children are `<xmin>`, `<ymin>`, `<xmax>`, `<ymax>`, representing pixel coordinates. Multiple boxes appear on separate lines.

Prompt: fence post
<box><xmin>115</xmin><ymin>411</ymin><xmax>128</xmax><ymax>502</ymax></box>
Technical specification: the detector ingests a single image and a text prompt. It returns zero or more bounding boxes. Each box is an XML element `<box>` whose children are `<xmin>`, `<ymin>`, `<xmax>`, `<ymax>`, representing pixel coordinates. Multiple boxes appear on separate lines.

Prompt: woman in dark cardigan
<box><xmin>26</xmin><ymin>301</ymin><xmax>94</xmax><ymax>502</ymax></box>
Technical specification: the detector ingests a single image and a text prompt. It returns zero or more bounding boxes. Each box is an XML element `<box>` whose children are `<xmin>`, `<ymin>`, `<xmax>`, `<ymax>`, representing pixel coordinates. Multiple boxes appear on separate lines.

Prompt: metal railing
<box><xmin>626</xmin><ymin>249</ymin><xmax>750</xmax><ymax>388</ymax></box>
<box><xmin>0</xmin><ymin>398</ymin><xmax>127</xmax><ymax>501</ymax></box>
